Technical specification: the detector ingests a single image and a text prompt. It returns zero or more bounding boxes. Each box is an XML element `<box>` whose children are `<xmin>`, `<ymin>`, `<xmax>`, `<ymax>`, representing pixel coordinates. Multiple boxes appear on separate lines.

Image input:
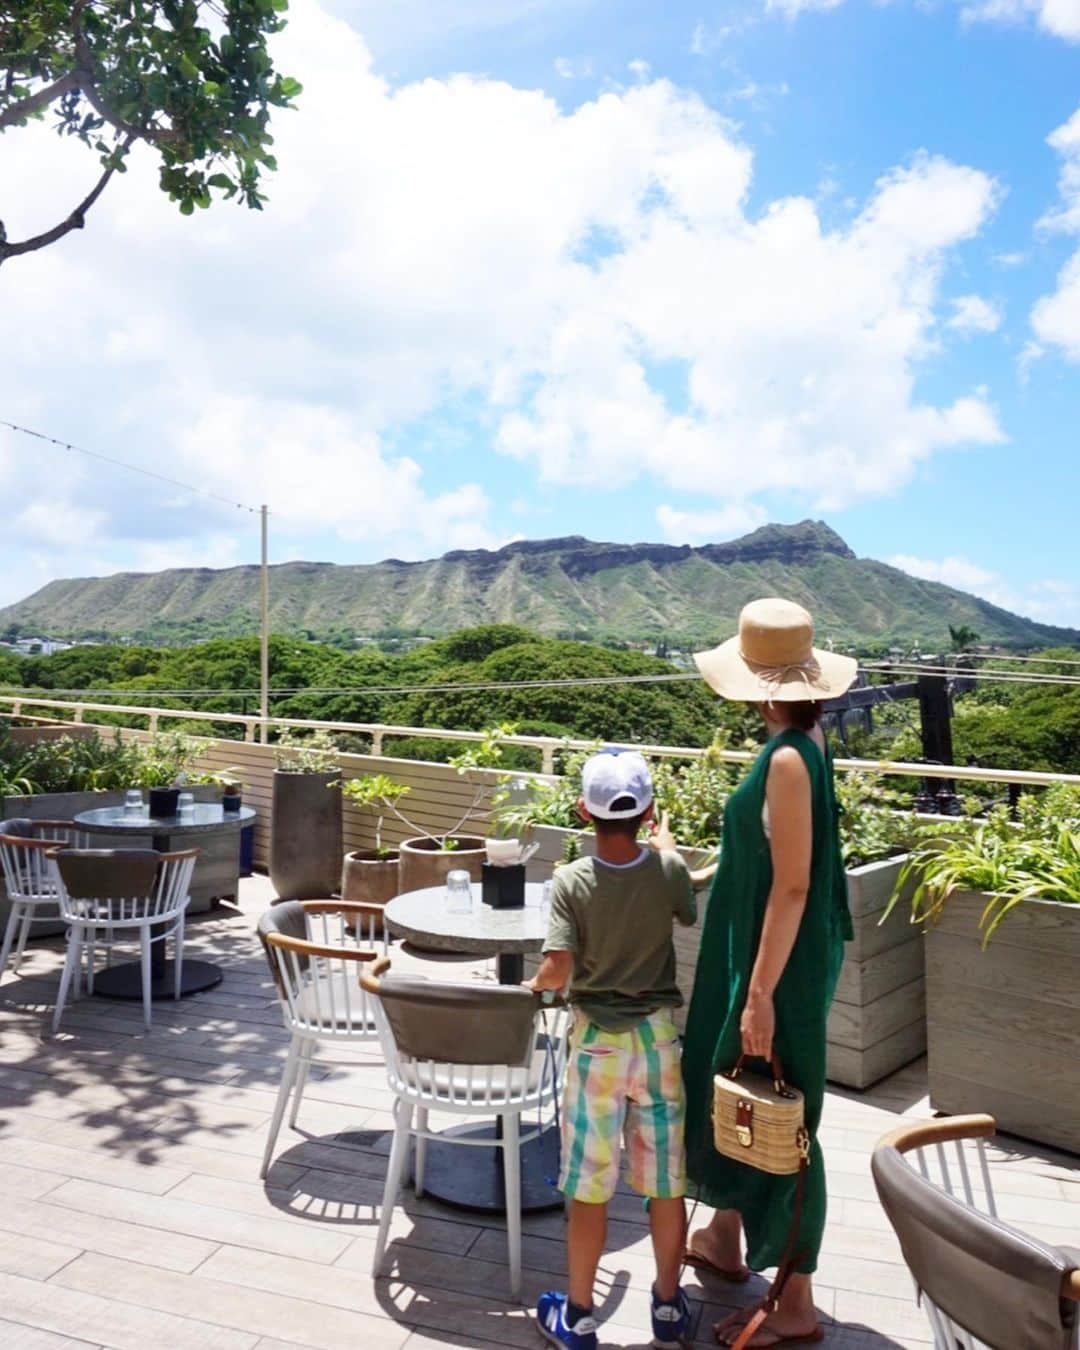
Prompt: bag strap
<box><xmin>713</xmin><ymin>1129</ymin><xmax>811</xmax><ymax>1350</ymax></box>
<box><xmin>726</xmin><ymin>1052</ymin><xmax>792</xmax><ymax>1097</ymax></box>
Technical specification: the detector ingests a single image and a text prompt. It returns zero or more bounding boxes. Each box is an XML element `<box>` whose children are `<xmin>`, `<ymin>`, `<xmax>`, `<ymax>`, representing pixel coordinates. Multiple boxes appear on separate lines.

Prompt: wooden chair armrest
<box><xmin>1063</xmin><ymin>1269</ymin><xmax>1080</xmax><ymax>1303</ymax></box>
<box><xmin>359</xmin><ymin>954</ymin><xmax>392</xmax><ymax>995</ymax></box>
<box><xmin>264</xmin><ymin>932</ymin><xmax>380</xmax><ymax>963</ymax></box>
<box><xmin>299</xmin><ymin>899</ymin><xmax>387</xmax><ymax>917</ymax></box>
<box><xmin>1</xmin><ymin>835</ymin><xmax>63</xmax><ymax>852</ymax></box>
<box><xmin>157</xmin><ymin>848</ymin><xmax>201</xmax><ymax>862</ymax></box>
<box><xmin>875</xmin><ymin>1114</ymin><xmax>997</xmax><ymax>1155</ymax></box>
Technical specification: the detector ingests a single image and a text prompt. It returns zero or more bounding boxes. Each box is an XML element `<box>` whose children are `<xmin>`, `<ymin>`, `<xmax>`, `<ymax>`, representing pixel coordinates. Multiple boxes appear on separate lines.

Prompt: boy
<box><xmin>527</xmin><ymin>748</ymin><xmax>698</xmax><ymax>1350</ymax></box>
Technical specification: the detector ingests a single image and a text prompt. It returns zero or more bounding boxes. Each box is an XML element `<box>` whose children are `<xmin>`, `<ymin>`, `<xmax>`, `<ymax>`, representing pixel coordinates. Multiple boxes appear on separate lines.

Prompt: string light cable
<box><xmin>0</xmin><ymin>418</ymin><xmax>262</xmax><ymax>516</ymax></box>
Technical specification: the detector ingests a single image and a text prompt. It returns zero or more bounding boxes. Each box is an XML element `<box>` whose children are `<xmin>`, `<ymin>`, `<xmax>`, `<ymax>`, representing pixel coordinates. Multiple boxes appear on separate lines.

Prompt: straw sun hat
<box><xmin>694</xmin><ymin>598</ymin><xmax>858</xmax><ymax>703</ymax></box>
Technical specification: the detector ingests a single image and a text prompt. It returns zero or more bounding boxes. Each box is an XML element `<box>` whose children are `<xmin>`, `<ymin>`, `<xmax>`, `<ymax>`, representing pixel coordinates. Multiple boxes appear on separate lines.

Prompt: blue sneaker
<box><xmin>650</xmin><ymin>1285</ymin><xmax>692</xmax><ymax>1348</ymax></box>
<box><xmin>536</xmin><ymin>1291</ymin><xmax>598</xmax><ymax>1350</ymax></box>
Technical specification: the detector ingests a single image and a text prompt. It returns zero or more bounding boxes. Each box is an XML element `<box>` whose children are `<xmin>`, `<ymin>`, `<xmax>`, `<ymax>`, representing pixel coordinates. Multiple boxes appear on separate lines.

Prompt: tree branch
<box><xmin>0</xmin><ymin>71</ymin><xmax>81</xmax><ymax>131</ymax></box>
<box><xmin>71</xmin><ymin>4</ymin><xmax>181</xmax><ymax>147</ymax></box>
<box><xmin>0</xmin><ymin>135</ymin><xmax>132</xmax><ymax>265</ymax></box>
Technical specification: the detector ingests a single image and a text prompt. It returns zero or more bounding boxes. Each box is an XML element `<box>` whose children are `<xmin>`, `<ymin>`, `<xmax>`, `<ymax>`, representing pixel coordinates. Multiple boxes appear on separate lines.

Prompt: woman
<box><xmin>678</xmin><ymin>598</ymin><xmax>856</xmax><ymax>1348</ymax></box>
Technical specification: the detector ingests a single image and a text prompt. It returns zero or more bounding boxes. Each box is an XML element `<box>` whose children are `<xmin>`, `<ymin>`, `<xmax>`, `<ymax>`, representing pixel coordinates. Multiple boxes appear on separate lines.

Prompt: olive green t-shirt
<box><xmin>543</xmin><ymin>849</ymin><xmax>697</xmax><ymax>1033</ymax></box>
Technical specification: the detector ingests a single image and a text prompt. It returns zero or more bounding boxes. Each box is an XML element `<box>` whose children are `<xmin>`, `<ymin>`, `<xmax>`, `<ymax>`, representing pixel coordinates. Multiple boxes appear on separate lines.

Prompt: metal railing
<box><xmin>1</xmin><ymin>692</ymin><xmax>1078</xmax><ymax>791</ymax></box>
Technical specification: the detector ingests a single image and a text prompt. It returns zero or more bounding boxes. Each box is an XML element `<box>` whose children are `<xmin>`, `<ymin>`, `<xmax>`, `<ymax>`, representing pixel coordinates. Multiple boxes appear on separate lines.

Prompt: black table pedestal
<box><xmin>416</xmin><ymin>1121</ymin><xmax>562</xmax><ymax>1213</ymax></box>
<box><xmin>93</xmin><ymin>957</ymin><xmax>223</xmax><ymax>1000</ymax></box>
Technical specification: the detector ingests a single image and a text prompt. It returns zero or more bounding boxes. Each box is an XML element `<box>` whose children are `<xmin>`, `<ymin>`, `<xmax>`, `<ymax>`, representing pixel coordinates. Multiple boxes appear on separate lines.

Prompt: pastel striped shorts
<box><xmin>560</xmin><ymin>1008</ymin><xmax>687</xmax><ymax>1205</ymax></box>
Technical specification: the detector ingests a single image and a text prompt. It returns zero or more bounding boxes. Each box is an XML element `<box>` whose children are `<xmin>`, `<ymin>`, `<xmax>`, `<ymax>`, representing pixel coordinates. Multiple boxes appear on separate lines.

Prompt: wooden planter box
<box><xmin>826</xmin><ymin>854</ymin><xmax>925</xmax><ymax>1090</ymax></box>
<box><xmin>923</xmin><ymin>890</ymin><xmax>1080</xmax><ymax>1154</ymax></box>
<box><xmin>0</xmin><ymin>786</ymin><xmax>238</xmax><ymax>934</ymax></box>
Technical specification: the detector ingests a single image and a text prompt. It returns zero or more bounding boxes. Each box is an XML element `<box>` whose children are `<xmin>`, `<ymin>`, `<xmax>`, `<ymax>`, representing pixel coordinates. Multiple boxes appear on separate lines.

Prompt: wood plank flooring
<box><xmin>0</xmin><ymin>875</ymin><xmax>1075</xmax><ymax>1350</ymax></box>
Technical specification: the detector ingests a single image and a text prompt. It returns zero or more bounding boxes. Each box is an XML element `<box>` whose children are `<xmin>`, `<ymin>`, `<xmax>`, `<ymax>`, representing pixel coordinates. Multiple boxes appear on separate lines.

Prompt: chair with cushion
<box><xmin>51</xmin><ymin>847</ymin><xmax>198</xmax><ymax>1033</ymax></box>
<box><xmin>257</xmin><ymin>899</ymin><xmax>385</xmax><ymax>1178</ymax></box>
<box><xmin>361</xmin><ymin>955</ymin><xmax>569</xmax><ymax>1299</ymax></box>
<box><xmin>871</xmin><ymin>1114</ymin><xmax>1080</xmax><ymax>1349</ymax></box>
<box><xmin>0</xmin><ymin>819</ymin><xmax>89</xmax><ymax>980</ymax></box>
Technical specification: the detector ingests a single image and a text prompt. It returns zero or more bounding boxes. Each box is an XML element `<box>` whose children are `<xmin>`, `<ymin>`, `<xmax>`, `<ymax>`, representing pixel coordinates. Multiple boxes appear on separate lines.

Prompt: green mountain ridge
<box><xmin>1</xmin><ymin>520</ymin><xmax>1075</xmax><ymax>649</ymax></box>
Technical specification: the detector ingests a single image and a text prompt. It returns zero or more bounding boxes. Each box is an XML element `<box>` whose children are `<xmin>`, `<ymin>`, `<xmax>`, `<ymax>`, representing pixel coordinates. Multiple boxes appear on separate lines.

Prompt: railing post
<box><xmin>12</xmin><ymin>701</ymin><xmax>21</xmax><ymax>718</ymax></box>
<box><xmin>244</xmin><ymin>719</ymin><xmax>256</xmax><ymax>743</ymax></box>
<box><xmin>541</xmin><ymin>740</ymin><xmax>556</xmax><ymax>775</ymax></box>
<box><xmin>371</xmin><ymin>728</ymin><xmax>384</xmax><ymax>757</ymax></box>
<box><xmin>73</xmin><ymin>705</ymin><xmax>84</xmax><ymax>724</ymax></box>
<box><xmin>148</xmin><ymin>712</ymin><xmax>159</xmax><ymax>735</ymax></box>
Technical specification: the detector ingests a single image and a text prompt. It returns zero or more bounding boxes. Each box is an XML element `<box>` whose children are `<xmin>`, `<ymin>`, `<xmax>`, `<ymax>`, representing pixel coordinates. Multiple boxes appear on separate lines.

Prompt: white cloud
<box><xmin>0</xmin><ymin>1</ymin><xmax>1006</xmax><ymax>596</ymax></box>
<box><xmin>889</xmin><ymin>554</ymin><xmax>1080</xmax><ymax>628</ymax></box>
<box><xmin>960</xmin><ymin>0</ymin><xmax>1080</xmax><ymax>40</ymax></box>
<box><xmin>947</xmin><ymin>294</ymin><xmax>1002</xmax><ymax>333</ymax></box>
<box><xmin>1031</xmin><ymin>105</ymin><xmax>1080</xmax><ymax>362</ymax></box>
<box><xmin>554</xmin><ymin>56</ymin><xmax>593</xmax><ymax>79</ymax></box>
<box><xmin>656</xmin><ymin>503</ymin><xmax>768</xmax><ymax>544</ymax></box>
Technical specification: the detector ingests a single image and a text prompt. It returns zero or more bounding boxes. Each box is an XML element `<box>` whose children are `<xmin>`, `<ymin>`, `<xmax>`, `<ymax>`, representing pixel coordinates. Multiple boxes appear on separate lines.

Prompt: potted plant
<box><xmin>340</xmin><ymin>724</ymin><xmax>518</xmax><ymax>894</ymax></box>
<box><xmin>269</xmin><ymin>732</ymin><xmax>342</xmax><ymax>901</ymax></box>
<box><xmin>338</xmin><ymin>774</ymin><xmax>404</xmax><ymax>916</ymax></box>
<box><xmin>883</xmin><ymin>785</ymin><xmax>1080</xmax><ymax>1151</ymax></box>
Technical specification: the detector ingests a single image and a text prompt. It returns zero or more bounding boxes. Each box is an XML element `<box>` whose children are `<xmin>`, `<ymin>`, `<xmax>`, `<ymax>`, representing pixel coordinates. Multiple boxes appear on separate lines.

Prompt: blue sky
<box><xmin>0</xmin><ymin>0</ymin><xmax>1078</xmax><ymax>627</ymax></box>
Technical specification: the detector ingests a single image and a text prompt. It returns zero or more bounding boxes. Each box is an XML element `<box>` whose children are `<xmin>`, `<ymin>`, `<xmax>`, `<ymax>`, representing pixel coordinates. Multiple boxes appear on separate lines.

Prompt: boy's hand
<box><xmin>740</xmin><ymin>988</ymin><xmax>775</xmax><ymax>1060</ymax></box>
<box><xmin>647</xmin><ymin>809</ymin><xmax>677</xmax><ymax>852</ymax></box>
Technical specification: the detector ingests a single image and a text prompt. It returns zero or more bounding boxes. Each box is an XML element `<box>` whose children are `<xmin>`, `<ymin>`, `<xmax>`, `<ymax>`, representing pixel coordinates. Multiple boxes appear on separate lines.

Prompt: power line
<box><xmin>0</xmin><ymin>418</ymin><xmax>263</xmax><ymax>516</ymax></box>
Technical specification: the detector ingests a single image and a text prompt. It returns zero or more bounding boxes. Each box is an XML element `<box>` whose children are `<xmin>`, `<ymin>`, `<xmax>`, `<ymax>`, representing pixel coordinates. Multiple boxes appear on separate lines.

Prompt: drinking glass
<box><xmin>177</xmin><ymin>791</ymin><xmax>195</xmax><ymax>818</ymax></box>
<box><xmin>445</xmin><ymin>869</ymin><xmax>473</xmax><ymax>915</ymax></box>
<box><xmin>540</xmin><ymin>878</ymin><xmax>554</xmax><ymax>923</ymax></box>
<box><xmin>123</xmin><ymin>789</ymin><xmax>143</xmax><ymax>816</ymax></box>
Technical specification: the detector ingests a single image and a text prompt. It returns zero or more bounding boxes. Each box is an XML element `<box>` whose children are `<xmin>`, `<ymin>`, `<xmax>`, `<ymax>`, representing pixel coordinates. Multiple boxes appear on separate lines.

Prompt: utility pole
<box><xmin>260</xmin><ymin>505</ymin><xmax>269</xmax><ymax>744</ymax></box>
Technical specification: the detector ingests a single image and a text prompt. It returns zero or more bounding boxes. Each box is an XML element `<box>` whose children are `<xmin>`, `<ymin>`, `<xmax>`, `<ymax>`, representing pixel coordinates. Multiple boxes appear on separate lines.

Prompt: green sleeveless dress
<box><xmin>681</xmin><ymin>729</ymin><xmax>852</xmax><ymax>1274</ymax></box>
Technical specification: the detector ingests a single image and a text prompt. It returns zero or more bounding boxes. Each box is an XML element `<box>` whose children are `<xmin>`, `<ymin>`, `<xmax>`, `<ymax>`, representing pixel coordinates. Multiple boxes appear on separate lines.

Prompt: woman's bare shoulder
<box><xmin>766</xmin><ymin>743</ymin><xmax>810</xmax><ymax>784</ymax></box>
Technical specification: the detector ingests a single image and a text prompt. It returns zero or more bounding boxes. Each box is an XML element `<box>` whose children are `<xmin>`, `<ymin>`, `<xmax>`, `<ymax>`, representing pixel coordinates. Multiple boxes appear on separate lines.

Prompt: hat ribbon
<box><xmin>739</xmin><ymin>651</ymin><xmax>830</xmax><ymax>698</ymax></box>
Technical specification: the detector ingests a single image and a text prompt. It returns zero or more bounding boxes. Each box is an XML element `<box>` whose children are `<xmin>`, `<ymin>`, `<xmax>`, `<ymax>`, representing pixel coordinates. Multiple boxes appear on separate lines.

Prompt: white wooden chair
<box><xmin>51</xmin><ymin>848</ymin><xmax>198</xmax><ymax>1033</ymax></box>
<box><xmin>0</xmin><ymin>820</ymin><xmax>89</xmax><ymax>980</ymax></box>
<box><xmin>257</xmin><ymin>899</ymin><xmax>385</xmax><ymax>1178</ymax></box>
<box><xmin>361</xmin><ymin>955</ymin><xmax>569</xmax><ymax>1299</ymax></box>
<box><xmin>872</xmin><ymin>1115</ymin><xmax>1080</xmax><ymax>1350</ymax></box>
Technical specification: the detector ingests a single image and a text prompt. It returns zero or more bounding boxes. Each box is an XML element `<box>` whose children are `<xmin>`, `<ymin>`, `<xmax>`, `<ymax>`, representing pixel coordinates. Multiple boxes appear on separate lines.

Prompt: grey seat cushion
<box><xmin>54</xmin><ymin>849</ymin><xmax>161</xmax><ymax>901</ymax></box>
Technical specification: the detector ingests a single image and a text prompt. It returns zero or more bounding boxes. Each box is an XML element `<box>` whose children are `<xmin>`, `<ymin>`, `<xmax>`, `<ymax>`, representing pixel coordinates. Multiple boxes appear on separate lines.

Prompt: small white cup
<box><xmin>445</xmin><ymin>869</ymin><xmax>473</xmax><ymax>914</ymax></box>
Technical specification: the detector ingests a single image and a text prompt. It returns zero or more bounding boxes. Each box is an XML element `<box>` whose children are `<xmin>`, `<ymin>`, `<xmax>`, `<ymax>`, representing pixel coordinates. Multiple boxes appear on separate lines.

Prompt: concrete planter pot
<box><xmin>398</xmin><ymin>834</ymin><xmax>485</xmax><ymax>894</ymax></box>
<box><xmin>923</xmin><ymin>890</ymin><xmax>1079</xmax><ymax>1154</ymax></box>
<box><xmin>340</xmin><ymin>849</ymin><xmax>400</xmax><ymax>935</ymax></box>
<box><xmin>269</xmin><ymin>771</ymin><xmax>342</xmax><ymax>900</ymax></box>
<box><xmin>825</xmin><ymin>854</ymin><xmax>924</xmax><ymax>1089</ymax></box>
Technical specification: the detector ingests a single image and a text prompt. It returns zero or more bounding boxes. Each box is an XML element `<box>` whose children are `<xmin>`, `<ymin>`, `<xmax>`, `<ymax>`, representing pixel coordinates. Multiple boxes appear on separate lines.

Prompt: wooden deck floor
<box><xmin>0</xmin><ymin>875</ymin><xmax>1076</xmax><ymax>1350</ymax></box>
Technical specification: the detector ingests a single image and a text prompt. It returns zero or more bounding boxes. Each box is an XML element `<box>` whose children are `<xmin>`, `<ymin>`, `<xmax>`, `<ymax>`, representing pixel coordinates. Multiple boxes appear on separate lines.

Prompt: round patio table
<box><xmin>72</xmin><ymin>804</ymin><xmax>256</xmax><ymax>1001</ymax></box>
<box><xmin>383</xmin><ymin>883</ymin><xmax>561</xmax><ymax>1213</ymax></box>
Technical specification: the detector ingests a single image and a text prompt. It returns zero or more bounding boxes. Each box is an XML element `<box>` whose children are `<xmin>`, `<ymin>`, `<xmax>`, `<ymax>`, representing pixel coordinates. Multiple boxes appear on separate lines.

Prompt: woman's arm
<box><xmin>740</xmin><ymin>745</ymin><xmax>812</xmax><ymax>1059</ymax></box>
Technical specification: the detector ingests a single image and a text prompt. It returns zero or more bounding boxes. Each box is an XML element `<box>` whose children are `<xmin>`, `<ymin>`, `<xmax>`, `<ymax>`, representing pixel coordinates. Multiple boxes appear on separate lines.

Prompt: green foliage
<box><xmin>835</xmin><ymin>772</ymin><xmax>917</xmax><ymax>868</ymax></box>
<box><xmin>887</xmin><ymin>787</ymin><xmax>1080</xmax><ymax>942</ymax></box>
<box><xmin>0</xmin><ymin>728</ymin><xmax>201</xmax><ymax>794</ymax></box>
<box><xmin>273</xmin><ymin>730</ymin><xmax>339</xmax><ymax>774</ymax></box>
<box><xmin>0</xmin><ymin>0</ymin><xmax>301</xmax><ymax>260</ymax></box>
<box><xmin>339</xmin><ymin>772</ymin><xmax>410</xmax><ymax>853</ymax></box>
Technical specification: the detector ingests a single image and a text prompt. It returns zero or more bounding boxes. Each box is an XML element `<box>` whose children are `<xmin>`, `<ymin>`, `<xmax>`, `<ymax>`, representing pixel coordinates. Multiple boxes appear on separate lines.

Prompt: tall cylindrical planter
<box><xmin>398</xmin><ymin>835</ymin><xmax>485</xmax><ymax>894</ymax></box>
<box><xmin>270</xmin><ymin>771</ymin><xmax>342</xmax><ymax>900</ymax></box>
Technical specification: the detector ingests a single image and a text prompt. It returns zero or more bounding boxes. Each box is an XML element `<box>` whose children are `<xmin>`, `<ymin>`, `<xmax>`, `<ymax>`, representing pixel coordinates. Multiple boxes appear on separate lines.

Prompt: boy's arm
<box><xmin>669</xmin><ymin>853</ymin><xmax>698</xmax><ymax>927</ymax></box>
<box><xmin>525</xmin><ymin>949</ymin><xmax>573</xmax><ymax>993</ymax></box>
<box><xmin>523</xmin><ymin>872</ymin><xmax>578</xmax><ymax>994</ymax></box>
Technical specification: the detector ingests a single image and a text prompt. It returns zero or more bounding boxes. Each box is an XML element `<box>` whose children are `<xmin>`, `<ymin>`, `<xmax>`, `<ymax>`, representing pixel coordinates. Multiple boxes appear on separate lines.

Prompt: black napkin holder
<box><xmin>481</xmin><ymin>861</ymin><xmax>525</xmax><ymax>909</ymax></box>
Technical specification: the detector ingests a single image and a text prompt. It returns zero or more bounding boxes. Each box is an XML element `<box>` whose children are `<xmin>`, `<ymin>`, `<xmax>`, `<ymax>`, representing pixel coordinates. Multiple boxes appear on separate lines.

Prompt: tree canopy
<box><xmin>0</xmin><ymin>0</ymin><xmax>300</xmax><ymax>265</ymax></box>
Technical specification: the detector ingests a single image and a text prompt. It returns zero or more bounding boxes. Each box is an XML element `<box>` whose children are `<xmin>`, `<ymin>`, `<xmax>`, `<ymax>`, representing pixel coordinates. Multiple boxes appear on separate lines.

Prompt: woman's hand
<box><xmin>740</xmin><ymin>988</ymin><xmax>775</xmax><ymax>1060</ymax></box>
<box><xmin>647</xmin><ymin>809</ymin><xmax>677</xmax><ymax>852</ymax></box>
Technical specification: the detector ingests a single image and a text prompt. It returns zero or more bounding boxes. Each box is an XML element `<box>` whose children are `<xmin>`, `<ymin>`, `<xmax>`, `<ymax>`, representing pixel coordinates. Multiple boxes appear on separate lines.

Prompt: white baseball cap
<box><xmin>581</xmin><ymin>748</ymin><xmax>653</xmax><ymax>819</ymax></box>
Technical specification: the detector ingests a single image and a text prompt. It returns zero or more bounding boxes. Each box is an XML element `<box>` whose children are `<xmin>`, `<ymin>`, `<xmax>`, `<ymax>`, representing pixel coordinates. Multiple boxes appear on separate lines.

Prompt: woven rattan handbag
<box><xmin>710</xmin><ymin>1054</ymin><xmax>815</xmax><ymax>1350</ymax></box>
<box><xmin>712</xmin><ymin>1053</ymin><xmax>809</xmax><ymax>1175</ymax></box>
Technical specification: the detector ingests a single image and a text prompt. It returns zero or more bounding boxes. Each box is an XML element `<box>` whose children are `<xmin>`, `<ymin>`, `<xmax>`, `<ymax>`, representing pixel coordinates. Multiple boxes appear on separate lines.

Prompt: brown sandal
<box><xmin>713</xmin><ymin>1308</ymin><xmax>824</xmax><ymax>1347</ymax></box>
